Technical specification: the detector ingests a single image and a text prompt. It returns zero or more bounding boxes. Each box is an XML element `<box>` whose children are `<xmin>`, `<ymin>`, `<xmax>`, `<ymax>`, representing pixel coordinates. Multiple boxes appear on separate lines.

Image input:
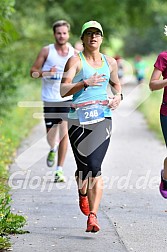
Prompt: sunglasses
<box><xmin>85</xmin><ymin>31</ymin><xmax>102</xmax><ymax>37</ymax></box>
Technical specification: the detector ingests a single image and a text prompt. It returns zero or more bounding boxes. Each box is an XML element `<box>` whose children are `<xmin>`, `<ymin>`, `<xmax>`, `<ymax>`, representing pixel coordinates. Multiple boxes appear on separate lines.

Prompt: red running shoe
<box><xmin>86</xmin><ymin>212</ymin><xmax>100</xmax><ymax>233</ymax></box>
<box><xmin>79</xmin><ymin>194</ymin><xmax>90</xmax><ymax>216</ymax></box>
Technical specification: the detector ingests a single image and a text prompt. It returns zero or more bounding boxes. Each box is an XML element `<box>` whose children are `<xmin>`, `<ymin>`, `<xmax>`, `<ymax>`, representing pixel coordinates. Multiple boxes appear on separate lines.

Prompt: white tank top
<box><xmin>41</xmin><ymin>44</ymin><xmax>74</xmax><ymax>102</ymax></box>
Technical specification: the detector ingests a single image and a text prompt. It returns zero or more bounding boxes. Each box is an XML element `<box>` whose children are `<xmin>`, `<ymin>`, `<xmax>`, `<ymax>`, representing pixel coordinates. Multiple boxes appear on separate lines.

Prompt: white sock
<box><xmin>51</xmin><ymin>142</ymin><xmax>59</xmax><ymax>152</ymax></box>
<box><xmin>56</xmin><ymin>166</ymin><xmax>63</xmax><ymax>172</ymax></box>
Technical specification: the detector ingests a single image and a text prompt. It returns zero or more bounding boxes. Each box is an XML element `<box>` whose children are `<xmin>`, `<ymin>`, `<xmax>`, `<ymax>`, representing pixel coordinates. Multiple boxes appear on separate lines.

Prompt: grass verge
<box><xmin>0</xmin><ymin>79</ymin><xmax>41</xmax><ymax>249</ymax></box>
<box><xmin>138</xmin><ymin>54</ymin><xmax>165</xmax><ymax>144</ymax></box>
<box><xmin>139</xmin><ymin>88</ymin><xmax>164</xmax><ymax>142</ymax></box>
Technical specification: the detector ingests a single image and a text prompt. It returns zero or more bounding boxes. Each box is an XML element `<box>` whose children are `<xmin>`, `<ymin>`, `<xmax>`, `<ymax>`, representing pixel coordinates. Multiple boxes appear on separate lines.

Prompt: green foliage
<box><xmin>0</xmin><ymin>80</ymin><xmax>41</xmax><ymax>249</ymax></box>
<box><xmin>139</xmin><ymin>90</ymin><xmax>163</xmax><ymax>141</ymax></box>
<box><xmin>0</xmin><ymin>192</ymin><xmax>27</xmax><ymax>249</ymax></box>
<box><xmin>0</xmin><ymin>236</ymin><xmax>11</xmax><ymax>250</ymax></box>
<box><xmin>0</xmin><ymin>53</ymin><xmax>19</xmax><ymax>115</ymax></box>
<box><xmin>44</xmin><ymin>0</ymin><xmax>128</xmax><ymax>40</ymax></box>
<box><xmin>138</xmin><ymin>54</ymin><xmax>164</xmax><ymax>142</ymax></box>
<box><xmin>0</xmin><ymin>0</ymin><xmax>19</xmax><ymax>47</ymax></box>
<box><xmin>123</xmin><ymin>0</ymin><xmax>167</xmax><ymax>56</ymax></box>
<box><xmin>0</xmin><ymin>194</ymin><xmax>27</xmax><ymax>235</ymax></box>
<box><xmin>0</xmin><ymin>18</ymin><xmax>19</xmax><ymax>46</ymax></box>
<box><xmin>0</xmin><ymin>0</ymin><xmax>20</xmax><ymax>116</ymax></box>
<box><xmin>0</xmin><ymin>0</ymin><xmax>15</xmax><ymax>17</ymax></box>
<box><xmin>1</xmin><ymin>0</ymin><xmax>167</xmax><ymax>249</ymax></box>
<box><xmin>125</xmin><ymin>0</ymin><xmax>151</xmax><ymax>30</ymax></box>
<box><xmin>45</xmin><ymin>2</ymin><xmax>71</xmax><ymax>27</ymax></box>
<box><xmin>0</xmin><ymin>134</ymin><xmax>14</xmax><ymax>180</ymax></box>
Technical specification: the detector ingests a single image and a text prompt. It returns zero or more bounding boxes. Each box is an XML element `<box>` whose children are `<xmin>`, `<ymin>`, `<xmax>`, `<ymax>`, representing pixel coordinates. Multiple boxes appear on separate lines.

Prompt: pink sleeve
<box><xmin>154</xmin><ymin>53</ymin><xmax>166</xmax><ymax>72</ymax></box>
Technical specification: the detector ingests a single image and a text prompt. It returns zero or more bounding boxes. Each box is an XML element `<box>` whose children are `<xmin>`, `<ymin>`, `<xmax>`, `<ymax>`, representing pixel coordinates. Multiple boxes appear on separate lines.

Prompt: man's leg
<box><xmin>46</xmin><ymin>126</ymin><xmax>59</xmax><ymax>150</ymax></box>
<box><xmin>54</xmin><ymin>120</ymin><xmax>69</xmax><ymax>182</ymax></box>
<box><xmin>46</xmin><ymin>126</ymin><xmax>59</xmax><ymax>167</ymax></box>
<box><xmin>44</xmin><ymin>101</ymin><xmax>60</xmax><ymax>167</ymax></box>
<box><xmin>57</xmin><ymin>121</ymin><xmax>68</xmax><ymax>167</ymax></box>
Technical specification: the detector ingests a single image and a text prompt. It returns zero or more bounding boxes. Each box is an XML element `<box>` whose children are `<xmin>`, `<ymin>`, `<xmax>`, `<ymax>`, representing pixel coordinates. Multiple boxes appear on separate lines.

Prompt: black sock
<box><xmin>78</xmin><ymin>190</ymin><xmax>87</xmax><ymax>196</ymax></box>
<box><xmin>163</xmin><ymin>178</ymin><xmax>167</xmax><ymax>190</ymax></box>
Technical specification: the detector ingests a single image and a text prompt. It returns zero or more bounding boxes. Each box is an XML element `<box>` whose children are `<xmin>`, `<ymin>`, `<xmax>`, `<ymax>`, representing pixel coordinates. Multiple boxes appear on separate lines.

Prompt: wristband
<box><xmin>83</xmin><ymin>80</ymin><xmax>89</xmax><ymax>91</ymax></box>
<box><xmin>115</xmin><ymin>92</ymin><xmax>123</xmax><ymax>100</ymax></box>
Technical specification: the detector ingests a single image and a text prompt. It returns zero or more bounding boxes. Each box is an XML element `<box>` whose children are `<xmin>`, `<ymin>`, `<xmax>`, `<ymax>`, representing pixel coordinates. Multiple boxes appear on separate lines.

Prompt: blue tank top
<box><xmin>69</xmin><ymin>52</ymin><xmax>112</xmax><ymax>119</ymax></box>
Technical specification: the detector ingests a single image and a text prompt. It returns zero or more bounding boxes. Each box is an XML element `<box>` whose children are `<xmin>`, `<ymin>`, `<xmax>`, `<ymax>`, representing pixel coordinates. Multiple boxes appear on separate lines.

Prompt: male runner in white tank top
<box><xmin>30</xmin><ymin>20</ymin><xmax>77</xmax><ymax>182</ymax></box>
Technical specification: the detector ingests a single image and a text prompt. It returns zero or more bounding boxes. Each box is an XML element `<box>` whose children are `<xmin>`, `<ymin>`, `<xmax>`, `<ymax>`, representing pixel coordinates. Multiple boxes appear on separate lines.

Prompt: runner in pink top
<box><xmin>149</xmin><ymin>36</ymin><xmax>167</xmax><ymax>198</ymax></box>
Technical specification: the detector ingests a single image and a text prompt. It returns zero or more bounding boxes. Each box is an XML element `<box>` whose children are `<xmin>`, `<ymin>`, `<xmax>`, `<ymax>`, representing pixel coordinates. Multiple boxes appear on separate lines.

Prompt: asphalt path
<box><xmin>9</xmin><ymin>81</ymin><xmax>167</xmax><ymax>252</ymax></box>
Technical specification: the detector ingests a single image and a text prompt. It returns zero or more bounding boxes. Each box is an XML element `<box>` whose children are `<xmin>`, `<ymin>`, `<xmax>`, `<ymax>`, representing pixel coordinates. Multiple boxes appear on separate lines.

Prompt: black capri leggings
<box><xmin>68</xmin><ymin>117</ymin><xmax>112</xmax><ymax>180</ymax></box>
<box><xmin>160</xmin><ymin>114</ymin><xmax>167</xmax><ymax>147</ymax></box>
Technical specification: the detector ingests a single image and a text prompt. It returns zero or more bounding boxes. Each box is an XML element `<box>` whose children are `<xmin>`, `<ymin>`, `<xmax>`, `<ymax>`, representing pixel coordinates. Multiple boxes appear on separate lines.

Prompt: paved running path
<box><xmin>9</xmin><ymin>82</ymin><xmax>167</xmax><ymax>252</ymax></box>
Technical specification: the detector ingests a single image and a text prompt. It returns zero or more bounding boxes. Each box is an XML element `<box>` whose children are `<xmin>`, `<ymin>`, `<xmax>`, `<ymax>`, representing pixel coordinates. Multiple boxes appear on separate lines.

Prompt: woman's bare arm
<box><xmin>149</xmin><ymin>67</ymin><xmax>167</xmax><ymax>91</ymax></box>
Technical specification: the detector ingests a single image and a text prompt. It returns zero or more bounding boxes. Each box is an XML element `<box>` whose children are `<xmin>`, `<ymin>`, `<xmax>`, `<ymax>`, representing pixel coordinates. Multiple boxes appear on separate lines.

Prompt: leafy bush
<box><xmin>0</xmin><ymin>236</ymin><xmax>11</xmax><ymax>250</ymax></box>
<box><xmin>0</xmin><ymin>56</ymin><xmax>19</xmax><ymax>115</ymax></box>
<box><xmin>0</xmin><ymin>192</ymin><xmax>27</xmax><ymax>249</ymax></box>
<box><xmin>0</xmin><ymin>193</ymin><xmax>27</xmax><ymax>235</ymax></box>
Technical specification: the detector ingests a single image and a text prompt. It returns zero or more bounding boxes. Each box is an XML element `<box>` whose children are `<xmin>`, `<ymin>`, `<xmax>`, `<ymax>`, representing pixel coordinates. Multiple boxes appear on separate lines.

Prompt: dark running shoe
<box><xmin>159</xmin><ymin>170</ymin><xmax>167</xmax><ymax>198</ymax></box>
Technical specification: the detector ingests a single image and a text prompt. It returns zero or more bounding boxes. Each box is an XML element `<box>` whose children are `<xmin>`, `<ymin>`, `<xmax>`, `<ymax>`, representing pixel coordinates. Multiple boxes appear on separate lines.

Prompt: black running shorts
<box><xmin>44</xmin><ymin>101</ymin><xmax>71</xmax><ymax>128</ymax></box>
<box><xmin>68</xmin><ymin>117</ymin><xmax>112</xmax><ymax>180</ymax></box>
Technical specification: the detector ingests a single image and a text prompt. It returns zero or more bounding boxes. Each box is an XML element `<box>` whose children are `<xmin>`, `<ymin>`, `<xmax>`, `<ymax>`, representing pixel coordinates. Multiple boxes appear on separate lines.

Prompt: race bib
<box><xmin>77</xmin><ymin>103</ymin><xmax>105</xmax><ymax>125</ymax></box>
<box><xmin>50</xmin><ymin>72</ymin><xmax>63</xmax><ymax>80</ymax></box>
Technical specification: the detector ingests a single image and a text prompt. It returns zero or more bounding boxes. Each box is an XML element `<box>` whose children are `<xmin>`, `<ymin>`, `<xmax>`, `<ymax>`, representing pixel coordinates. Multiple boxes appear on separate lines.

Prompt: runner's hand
<box><xmin>42</xmin><ymin>66</ymin><xmax>56</xmax><ymax>77</ymax></box>
<box><xmin>50</xmin><ymin>66</ymin><xmax>56</xmax><ymax>76</ymax></box>
<box><xmin>85</xmin><ymin>73</ymin><xmax>107</xmax><ymax>86</ymax></box>
<box><xmin>108</xmin><ymin>95</ymin><xmax>121</xmax><ymax>110</ymax></box>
